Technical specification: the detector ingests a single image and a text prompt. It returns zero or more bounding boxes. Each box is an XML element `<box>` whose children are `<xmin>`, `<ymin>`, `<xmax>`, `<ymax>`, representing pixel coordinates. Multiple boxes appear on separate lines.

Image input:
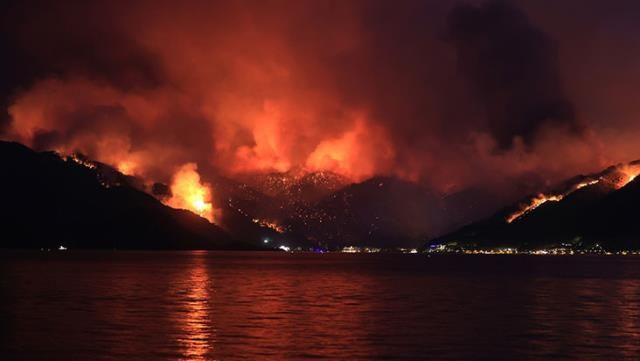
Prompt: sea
<box><xmin>1</xmin><ymin>251</ymin><xmax>639</xmax><ymax>360</ymax></box>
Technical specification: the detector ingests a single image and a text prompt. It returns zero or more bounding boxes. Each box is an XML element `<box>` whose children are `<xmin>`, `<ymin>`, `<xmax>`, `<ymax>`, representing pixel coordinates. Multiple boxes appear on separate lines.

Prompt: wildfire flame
<box><xmin>610</xmin><ymin>164</ymin><xmax>640</xmax><ymax>189</ymax></box>
<box><xmin>116</xmin><ymin>160</ymin><xmax>138</xmax><ymax>175</ymax></box>
<box><xmin>304</xmin><ymin>118</ymin><xmax>394</xmax><ymax>181</ymax></box>
<box><xmin>506</xmin><ymin>162</ymin><xmax>640</xmax><ymax>224</ymax></box>
<box><xmin>506</xmin><ymin>194</ymin><xmax>564</xmax><ymax>224</ymax></box>
<box><xmin>66</xmin><ymin>154</ymin><xmax>97</xmax><ymax>169</ymax></box>
<box><xmin>252</xmin><ymin>218</ymin><xmax>286</xmax><ymax>233</ymax></box>
<box><xmin>506</xmin><ymin>179</ymin><xmax>599</xmax><ymax>223</ymax></box>
<box><xmin>165</xmin><ymin>163</ymin><xmax>215</xmax><ymax>222</ymax></box>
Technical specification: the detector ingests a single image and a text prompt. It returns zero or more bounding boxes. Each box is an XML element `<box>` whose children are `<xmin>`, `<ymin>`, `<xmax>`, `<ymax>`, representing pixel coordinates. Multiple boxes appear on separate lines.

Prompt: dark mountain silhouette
<box><xmin>0</xmin><ymin>140</ymin><xmax>530</xmax><ymax>251</ymax></box>
<box><xmin>213</xmin><ymin>169</ymin><xmax>354</xmax><ymax>248</ymax></box>
<box><xmin>158</xmin><ymin>173</ymin><xmax>289</xmax><ymax>247</ymax></box>
<box><xmin>0</xmin><ymin>141</ymin><xmax>250</xmax><ymax>250</ymax></box>
<box><xmin>218</xmin><ymin>172</ymin><xmax>507</xmax><ymax>250</ymax></box>
<box><xmin>279</xmin><ymin>177</ymin><xmax>442</xmax><ymax>248</ymax></box>
<box><xmin>278</xmin><ymin>176</ymin><xmax>510</xmax><ymax>249</ymax></box>
<box><xmin>431</xmin><ymin>161</ymin><xmax>640</xmax><ymax>250</ymax></box>
<box><xmin>230</xmin><ymin>169</ymin><xmax>349</xmax><ymax>222</ymax></box>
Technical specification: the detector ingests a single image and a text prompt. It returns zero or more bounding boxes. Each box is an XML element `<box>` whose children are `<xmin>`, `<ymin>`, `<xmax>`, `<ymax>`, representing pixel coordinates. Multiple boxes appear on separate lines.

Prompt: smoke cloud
<box><xmin>446</xmin><ymin>0</ymin><xmax>578</xmax><ymax>149</ymax></box>
<box><xmin>2</xmin><ymin>0</ymin><xmax>640</xmax><ymax>206</ymax></box>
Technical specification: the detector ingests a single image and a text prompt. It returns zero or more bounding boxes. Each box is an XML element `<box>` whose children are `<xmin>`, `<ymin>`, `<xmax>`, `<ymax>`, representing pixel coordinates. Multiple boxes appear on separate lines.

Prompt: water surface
<box><xmin>1</xmin><ymin>251</ymin><xmax>639</xmax><ymax>360</ymax></box>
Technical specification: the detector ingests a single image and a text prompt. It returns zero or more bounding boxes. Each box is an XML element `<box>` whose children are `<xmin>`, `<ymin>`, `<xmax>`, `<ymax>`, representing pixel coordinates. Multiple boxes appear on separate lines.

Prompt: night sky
<box><xmin>2</xmin><ymin>0</ymin><xmax>640</xmax><ymax>211</ymax></box>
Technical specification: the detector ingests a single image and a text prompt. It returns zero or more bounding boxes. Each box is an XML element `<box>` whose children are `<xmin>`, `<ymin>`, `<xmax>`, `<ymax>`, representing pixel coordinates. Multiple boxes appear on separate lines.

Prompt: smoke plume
<box><xmin>2</xmin><ymin>0</ymin><xmax>640</xmax><ymax>209</ymax></box>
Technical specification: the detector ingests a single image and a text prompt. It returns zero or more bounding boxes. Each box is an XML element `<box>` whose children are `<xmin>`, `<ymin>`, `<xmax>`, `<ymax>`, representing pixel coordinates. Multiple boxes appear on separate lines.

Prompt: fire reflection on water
<box><xmin>3</xmin><ymin>253</ymin><xmax>640</xmax><ymax>360</ymax></box>
<box><xmin>172</xmin><ymin>252</ymin><xmax>216</xmax><ymax>361</ymax></box>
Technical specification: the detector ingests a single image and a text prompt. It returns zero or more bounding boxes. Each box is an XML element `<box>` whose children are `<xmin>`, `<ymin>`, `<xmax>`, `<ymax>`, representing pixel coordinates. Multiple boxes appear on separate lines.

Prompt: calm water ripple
<box><xmin>1</xmin><ymin>251</ymin><xmax>640</xmax><ymax>360</ymax></box>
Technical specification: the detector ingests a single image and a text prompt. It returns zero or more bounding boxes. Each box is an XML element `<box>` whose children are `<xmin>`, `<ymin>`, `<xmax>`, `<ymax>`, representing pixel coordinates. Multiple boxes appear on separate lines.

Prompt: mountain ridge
<box><xmin>0</xmin><ymin>141</ymin><xmax>251</xmax><ymax>250</ymax></box>
<box><xmin>430</xmin><ymin>161</ymin><xmax>640</xmax><ymax>250</ymax></box>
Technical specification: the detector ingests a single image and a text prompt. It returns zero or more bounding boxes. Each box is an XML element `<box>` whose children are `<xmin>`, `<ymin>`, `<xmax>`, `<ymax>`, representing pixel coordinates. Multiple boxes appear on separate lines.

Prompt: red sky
<box><xmin>2</xmin><ymin>0</ymin><xmax>640</xmax><ymax>201</ymax></box>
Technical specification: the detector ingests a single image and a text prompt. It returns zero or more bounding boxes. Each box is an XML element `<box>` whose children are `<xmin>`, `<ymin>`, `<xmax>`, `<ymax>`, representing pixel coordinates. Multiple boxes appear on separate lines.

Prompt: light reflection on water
<box><xmin>172</xmin><ymin>252</ymin><xmax>214</xmax><ymax>360</ymax></box>
<box><xmin>1</xmin><ymin>251</ymin><xmax>640</xmax><ymax>360</ymax></box>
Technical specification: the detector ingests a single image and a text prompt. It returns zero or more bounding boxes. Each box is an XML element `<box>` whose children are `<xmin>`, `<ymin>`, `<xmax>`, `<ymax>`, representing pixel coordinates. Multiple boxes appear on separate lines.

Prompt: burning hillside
<box><xmin>5</xmin><ymin>0</ymin><xmax>640</xmax><ymax>251</ymax></box>
<box><xmin>0</xmin><ymin>141</ymin><xmax>238</xmax><ymax>249</ymax></box>
<box><xmin>506</xmin><ymin>180</ymin><xmax>598</xmax><ymax>223</ymax></box>
<box><xmin>4</xmin><ymin>0</ymin><xmax>640</xmax><ymax>211</ymax></box>
<box><xmin>506</xmin><ymin>162</ymin><xmax>640</xmax><ymax>223</ymax></box>
<box><xmin>165</xmin><ymin>163</ymin><xmax>216</xmax><ymax>223</ymax></box>
<box><xmin>433</xmin><ymin>160</ymin><xmax>640</xmax><ymax>250</ymax></box>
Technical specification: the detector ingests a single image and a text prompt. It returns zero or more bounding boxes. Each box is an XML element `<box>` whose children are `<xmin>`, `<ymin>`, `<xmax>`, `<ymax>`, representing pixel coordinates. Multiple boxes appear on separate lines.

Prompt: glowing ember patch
<box><xmin>66</xmin><ymin>154</ymin><xmax>97</xmax><ymax>169</ymax></box>
<box><xmin>165</xmin><ymin>163</ymin><xmax>215</xmax><ymax>222</ymax></box>
<box><xmin>252</xmin><ymin>218</ymin><xmax>286</xmax><ymax>233</ymax></box>
<box><xmin>506</xmin><ymin>179</ymin><xmax>599</xmax><ymax>224</ymax></box>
